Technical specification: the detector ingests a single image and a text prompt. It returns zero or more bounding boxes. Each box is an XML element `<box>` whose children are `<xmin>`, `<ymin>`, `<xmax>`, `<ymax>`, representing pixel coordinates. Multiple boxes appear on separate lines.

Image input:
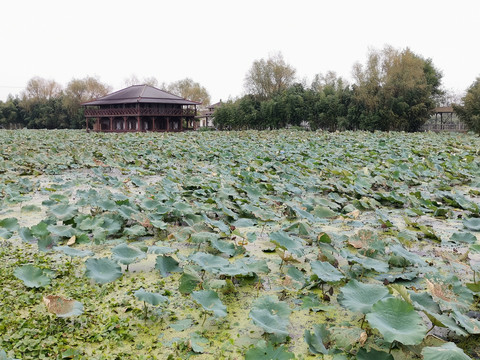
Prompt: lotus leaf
<box><xmin>0</xmin><ymin>218</ymin><xmax>19</xmax><ymax>231</ymax></box>
<box><xmin>155</xmin><ymin>255</ymin><xmax>182</xmax><ymax>277</ymax></box>
<box><xmin>366</xmin><ymin>297</ymin><xmax>427</xmax><ymax>345</ymax></box>
<box><xmin>304</xmin><ymin>324</ymin><xmax>330</xmax><ymax>355</ymax></box>
<box><xmin>147</xmin><ymin>245</ymin><xmax>177</xmax><ymax>255</ymax></box>
<box><xmin>111</xmin><ymin>243</ymin><xmax>146</xmax><ymax>265</ymax></box>
<box><xmin>169</xmin><ymin>319</ymin><xmax>193</xmax><ymax>332</ymax></box>
<box><xmin>452</xmin><ymin>310</ymin><xmax>480</xmax><ymax>334</ymax></box>
<box><xmin>43</xmin><ymin>295</ymin><xmax>83</xmax><ymax>317</ymax></box>
<box><xmin>47</xmin><ymin>224</ymin><xmax>76</xmax><ymax>238</ymax></box>
<box><xmin>421</xmin><ymin>342</ymin><xmax>471</xmax><ymax>360</ymax></box>
<box><xmin>245</xmin><ymin>340</ymin><xmax>295</xmax><ymax>360</ymax></box>
<box><xmin>450</xmin><ymin>232</ymin><xmax>477</xmax><ymax>244</ymax></box>
<box><xmin>54</xmin><ymin>246</ymin><xmax>94</xmax><ymax>258</ymax></box>
<box><xmin>356</xmin><ymin>348</ymin><xmax>393</xmax><ymax>360</ymax></box>
<box><xmin>389</xmin><ymin>244</ymin><xmax>426</xmax><ymax>266</ymax></box>
<box><xmin>190</xmin><ymin>252</ymin><xmax>229</xmax><ymax>273</ymax></box>
<box><xmin>14</xmin><ymin>264</ymin><xmax>52</xmax><ymax>288</ymax></box>
<box><xmin>178</xmin><ymin>272</ymin><xmax>201</xmax><ymax>294</ymax></box>
<box><xmin>269</xmin><ymin>231</ymin><xmax>305</xmax><ymax>257</ymax></box>
<box><xmin>310</xmin><ymin>260</ymin><xmax>344</xmax><ymax>282</ymax></box>
<box><xmin>338</xmin><ymin>280</ymin><xmax>390</xmax><ymax>314</ymax></box>
<box><xmin>464</xmin><ymin>218</ymin><xmax>480</xmax><ymax>231</ymax></box>
<box><xmin>191</xmin><ymin>290</ymin><xmax>227</xmax><ymax>318</ymax></box>
<box><xmin>48</xmin><ymin>203</ymin><xmax>77</xmax><ymax>221</ymax></box>
<box><xmin>134</xmin><ymin>288</ymin><xmax>168</xmax><ymax>306</ymax></box>
<box><xmin>85</xmin><ymin>257</ymin><xmax>122</xmax><ymax>284</ymax></box>
<box><xmin>249</xmin><ymin>295</ymin><xmax>291</xmax><ymax>336</ymax></box>
<box><xmin>190</xmin><ymin>231</ymin><xmax>220</xmax><ymax>244</ymax></box>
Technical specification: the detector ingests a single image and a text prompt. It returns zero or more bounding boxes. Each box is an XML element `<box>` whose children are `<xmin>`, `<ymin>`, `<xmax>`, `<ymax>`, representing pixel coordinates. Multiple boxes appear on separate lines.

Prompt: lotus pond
<box><xmin>0</xmin><ymin>129</ymin><xmax>480</xmax><ymax>360</ymax></box>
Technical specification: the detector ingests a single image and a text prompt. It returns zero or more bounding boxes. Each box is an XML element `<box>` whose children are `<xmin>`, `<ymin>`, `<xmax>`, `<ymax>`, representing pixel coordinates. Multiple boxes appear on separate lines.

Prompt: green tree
<box><xmin>20</xmin><ymin>77</ymin><xmax>63</xmax><ymax>110</ymax></box>
<box><xmin>64</xmin><ymin>77</ymin><xmax>111</xmax><ymax>128</ymax></box>
<box><xmin>454</xmin><ymin>77</ymin><xmax>480</xmax><ymax>134</ymax></box>
<box><xmin>244</xmin><ymin>52</ymin><xmax>296</xmax><ymax>100</ymax></box>
<box><xmin>351</xmin><ymin>45</ymin><xmax>443</xmax><ymax>131</ymax></box>
<box><xmin>165</xmin><ymin>78</ymin><xmax>210</xmax><ymax>105</ymax></box>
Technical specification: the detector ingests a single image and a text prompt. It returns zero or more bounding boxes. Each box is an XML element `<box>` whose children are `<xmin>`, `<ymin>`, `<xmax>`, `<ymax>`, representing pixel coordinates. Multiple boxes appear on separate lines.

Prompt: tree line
<box><xmin>1</xmin><ymin>45</ymin><xmax>479</xmax><ymax>133</ymax></box>
<box><xmin>214</xmin><ymin>46</ymin><xmax>479</xmax><ymax>134</ymax></box>
<box><xmin>0</xmin><ymin>76</ymin><xmax>210</xmax><ymax>129</ymax></box>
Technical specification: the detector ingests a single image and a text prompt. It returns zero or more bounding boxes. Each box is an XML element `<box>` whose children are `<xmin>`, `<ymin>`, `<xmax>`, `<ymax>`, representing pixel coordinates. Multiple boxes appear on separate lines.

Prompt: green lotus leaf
<box><xmin>0</xmin><ymin>228</ymin><xmax>12</xmax><ymax>239</ymax></box>
<box><xmin>123</xmin><ymin>224</ymin><xmax>147</xmax><ymax>237</ymax></box>
<box><xmin>409</xmin><ymin>291</ymin><xmax>441</xmax><ymax>314</ymax></box>
<box><xmin>210</xmin><ymin>238</ymin><xmax>236</xmax><ymax>257</ymax></box>
<box><xmin>134</xmin><ymin>288</ymin><xmax>168</xmax><ymax>306</ymax></box>
<box><xmin>78</xmin><ymin>217</ymin><xmax>104</xmax><ymax>231</ymax></box>
<box><xmin>178</xmin><ymin>272</ymin><xmax>201</xmax><ymax>295</ymax></box>
<box><xmin>0</xmin><ymin>217</ymin><xmax>19</xmax><ymax>231</ymax></box>
<box><xmin>189</xmin><ymin>332</ymin><xmax>208</xmax><ymax>353</ymax></box>
<box><xmin>313</xmin><ymin>205</ymin><xmax>337</xmax><ymax>218</ymax></box>
<box><xmin>155</xmin><ymin>255</ymin><xmax>182</xmax><ymax>277</ymax></box>
<box><xmin>304</xmin><ymin>324</ymin><xmax>330</xmax><ymax>355</ymax></box>
<box><xmin>338</xmin><ymin>280</ymin><xmax>391</xmax><ymax>314</ymax></box>
<box><xmin>21</xmin><ymin>205</ymin><xmax>41</xmax><ymax>213</ymax></box>
<box><xmin>169</xmin><ymin>318</ymin><xmax>193</xmax><ymax>332</ymax></box>
<box><xmin>450</xmin><ymin>232</ymin><xmax>477</xmax><ymax>243</ymax></box>
<box><xmin>249</xmin><ymin>295</ymin><xmax>291</xmax><ymax>336</ymax></box>
<box><xmin>356</xmin><ymin>348</ymin><xmax>393</xmax><ymax>360</ymax></box>
<box><xmin>147</xmin><ymin>246</ymin><xmax>177</xmax><ymax>255</ymax></box>
<box><xmin>355</xmin><ymin>255</ymin><xmax>389</xmax><ymax>273</ymax></box>
<box><xmin>47</xmin><ymin>224</ymin><xmax>76</xmax><ymax>238</ymax></box>
<box><xmin>269</xmin><ymin>231</ymin><xmax>305</xmax><ymax>257</ymax></box>
<box><xmin>54</xmin><ymin>246</ymin><xmax>94</xmax><ymax>258</ymax></box>
<box><xmin>43</xmin><ymin>295</ymin><xmax>83</xmax><ymax>318</ymax></box>
<box><xmin>85</xmin><ymin>257</ymin><xmax>122</xmax><ymax>284</ymax></box>
<box><xmin>19</xmin><ymin>227</ymin><xmax>35</xmax><ymax>242</ymax></box>
<box><xmin>452</xmin><ymin>310</ymin><xmax>480</xmax><ymax>334</ymax></box>
<box><xmin>0</xmin><ymin>348</ymin><xmax>19</xmax><ymax>360</ymax></box>
<box><xmin>14</xmin><ymin>264</ymin><xmax>52</xmax><ymax>288</ymax></box>
<box><xmin>48</xmin><ymin>203</ymin><xmax>77</xmax><ymax>221</ymax></box>
<box><xmin>191</xmin><ymin>290</ymin><xmax>227</xmax><ymax>318</ymax></box>
<box><xmin>464</xmin><ymin>218</ymin><xmax>480</xmax><ymax>231</ymax></box>
<box><xmin>245</xmin><ymin>340</ymin><xmax>295</xmax><ymax>360</ymax></box>
<box><xmin>111</xmin><ymin>243</ymin><xmax>146</xmax><ymax>265</ymax></box>
<box><xmin>421</xmin><ymin>342</ymin><xmax>471</xmax><ymax>360</ymax></box>
<box><xmin>232</xmin><ymin>218</ymin><xmax>257</xmax><ymax>228</ymax></box>
<box><xmin>311</xmin><ymin>260</ymin><xmax>344</xmax><ymax>282</ymax></box>
<box><xmin>190</xmin><ymin>231</ymin><xmax>220</xmax><ymax>244</ymax></box>
<box><xmin>366</xmin><ymin>297</ymin><xmax>427</xmax><ymax>345</ymax></box>
<box><xmin>389</xmin><ymin>244</ymin><xmax>426</xmax><ymax>266</ymax></box>
<box><xmin>190</xmin><ymin>252</ymin><xmax>229</xmax><ymax>273</ymax></box>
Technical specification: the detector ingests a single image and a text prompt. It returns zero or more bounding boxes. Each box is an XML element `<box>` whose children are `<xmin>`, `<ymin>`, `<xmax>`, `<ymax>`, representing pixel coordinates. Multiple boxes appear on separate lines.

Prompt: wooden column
<box><xmin>152</xmin><ymin>117</ymin><xmax>156</xmax><ymax>131</ymax></box>
<box><xmin>137</xmin><ymin>116</ymin><xmax>141</xmax><ymax>131</ymax></box>
<box><xmin>109</xmin><ymin>117</ymin><xmax>113</xmax><ymax>132</ymax></box>
<box><xmin>166</xmin><ymin>117</ymin><xmax>170</xmax><ymax>132</ymax></box>
<box><xmin>124</xmin><ymin>117</ymin><xmax>127</xmax><ymax>131</ymax></box>
<box><xmin>86</xmin><ymin>118</ymin><xmax>89</xmax><ymax>132</ymax></box>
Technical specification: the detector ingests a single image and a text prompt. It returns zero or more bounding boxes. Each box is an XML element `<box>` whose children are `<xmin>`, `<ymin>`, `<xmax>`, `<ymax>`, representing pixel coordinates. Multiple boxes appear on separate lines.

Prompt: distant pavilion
<box><xmin>82</xmin><ymin>84</ymin><xmax>201</xmax><ymax>132</ymax></box>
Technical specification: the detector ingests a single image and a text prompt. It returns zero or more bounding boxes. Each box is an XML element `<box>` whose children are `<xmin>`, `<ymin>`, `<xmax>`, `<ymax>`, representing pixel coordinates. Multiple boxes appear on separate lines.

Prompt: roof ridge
<box><xmin>138</xmin><ymin>84</ymin><xmax>147</xmax><ymax>100</ymax></box>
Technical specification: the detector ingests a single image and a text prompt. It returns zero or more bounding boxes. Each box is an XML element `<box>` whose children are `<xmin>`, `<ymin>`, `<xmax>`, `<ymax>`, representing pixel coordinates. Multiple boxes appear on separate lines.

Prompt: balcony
<box><xmin>84</xmin><ymin>107</ymin><xmax>196</xmax><ymax>118</ymax></box>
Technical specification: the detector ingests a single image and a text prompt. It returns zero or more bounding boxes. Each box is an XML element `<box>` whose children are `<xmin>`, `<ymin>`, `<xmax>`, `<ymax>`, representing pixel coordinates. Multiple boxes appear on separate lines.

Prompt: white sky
<box><xmin>1</xmin><ymin>0</ymin><xmax>479</xmax><ymax>103</ymax></box>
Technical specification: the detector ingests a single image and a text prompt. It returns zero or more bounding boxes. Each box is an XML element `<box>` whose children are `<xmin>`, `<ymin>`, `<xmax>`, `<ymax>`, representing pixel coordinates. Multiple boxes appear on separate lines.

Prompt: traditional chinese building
<box><xmin>82</xmin><ymin>84</ymin><xmax>200</xmax><ymax>132</ymax></box>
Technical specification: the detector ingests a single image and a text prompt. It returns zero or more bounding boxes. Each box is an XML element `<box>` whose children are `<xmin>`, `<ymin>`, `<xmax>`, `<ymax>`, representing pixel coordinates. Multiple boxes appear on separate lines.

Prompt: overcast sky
<box><xmin>1</xmin><ymin>0</ymin><xmax>479</xmax><ymax>103</ymax></box>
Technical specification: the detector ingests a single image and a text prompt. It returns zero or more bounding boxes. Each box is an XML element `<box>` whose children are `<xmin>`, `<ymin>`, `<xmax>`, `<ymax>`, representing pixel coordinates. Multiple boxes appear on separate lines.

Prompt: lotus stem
<box><xmin>202</xmin><ymin>311</ymin><xmax>207</xmax><ymax>326</ymax></box>
<box><xmin>388</xmin><ymin>341</ymin><xmax>395</xmax><ymax>354</ymax></box>
<box><xmin>426</xmin><ymin>323</ymin><xmax>435</xmax><ymax>335</ymax></box>
<box><xmin>144</xmin><ymin>301</ymin><xmax>148</xmax><ymax>321</ymax></box>
<box><xmin>360</xmin><ymin>314</ymin><xmax>366</xmax><ymax>329</ymax></box>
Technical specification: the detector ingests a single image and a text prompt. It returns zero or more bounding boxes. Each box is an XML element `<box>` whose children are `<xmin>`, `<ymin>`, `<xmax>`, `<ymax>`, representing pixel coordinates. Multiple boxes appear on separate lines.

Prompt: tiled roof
<box><xmin>82</xmin><ymin>84</ymin><xmax>201</xmax><ymax>106</ymax></box>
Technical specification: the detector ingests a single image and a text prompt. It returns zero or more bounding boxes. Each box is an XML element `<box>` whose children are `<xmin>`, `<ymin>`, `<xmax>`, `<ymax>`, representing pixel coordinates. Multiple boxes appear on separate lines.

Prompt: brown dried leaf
<box><xmin>66</xmin><ymin>235</ymin><xmax>76</xmax><ymax>246</ymax></box>
<box><xmin>43</xmin><ymin>295</ymin><xmax>79</xmax><ymax>316</ymax></box>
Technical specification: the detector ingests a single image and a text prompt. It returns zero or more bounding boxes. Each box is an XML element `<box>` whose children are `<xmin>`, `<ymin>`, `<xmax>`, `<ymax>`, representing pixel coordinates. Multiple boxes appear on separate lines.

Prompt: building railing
<box><xmin>84</xmin><ymin>107</ymin><xmax>196</xmax><ymax>118</ymax></box>
<box><xmin>421</xmin><ymin>122</ymin><xmax>467</xmax><ymax>132</ymax></box>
